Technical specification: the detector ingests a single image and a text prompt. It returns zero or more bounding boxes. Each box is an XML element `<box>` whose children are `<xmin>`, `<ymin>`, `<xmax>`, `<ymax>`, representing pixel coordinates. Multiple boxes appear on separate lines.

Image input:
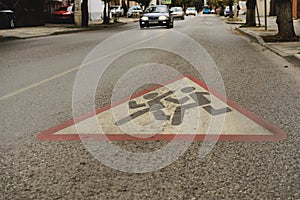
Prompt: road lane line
<box><xmin>0</xmin><ymin>33</ymin><xmax>162</xmax><ymax>102</ymax></box>
<box><xmin>0</xmin><ymin>66</ymin><xmax>81</xmax><ymax>102</ymax></box>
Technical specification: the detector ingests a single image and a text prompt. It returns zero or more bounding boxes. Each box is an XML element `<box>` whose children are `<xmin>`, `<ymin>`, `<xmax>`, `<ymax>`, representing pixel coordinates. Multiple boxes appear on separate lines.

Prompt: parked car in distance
<box><xmin>224</xmin><ymin>6</ymin><xmax>238</xmax><ymax>17</ymax></box>
<box><xmin>210</xmin><ymin>9</ymin><xmax>215</xmax><ymax>14</ymax></box>
<box><xmin>185</xmin><ymin>7</ymin><xmax>197</xmax><ymax>16</ymax></box>
<box><xmin>224</xmin><ymin>6</ymin><xmax>230</xmax><ymax>17</ymax></box>
<box><xmin>110</xmin><ymin>5</ymin><xmax>124</xmax><ymax>17</ymax></box>
<box><xmin>127</xmin><ymin>6</ymin><xmax>143</xmax><ymax>18</ymax></box>
<box><xmin>170</xmin><ymin>7</ymin><xmax>184</xmax><ymax>20</ymax></box>
<box><xmin>202</xmin><ymin>6</ymin><xmax>211</xmax><ymax>14</ymax></box>
<box><xmin>51</xmin><ymin>5</ymin><xmax>74</xmax><ymax>23</ymax></box>
<box><xmin>0</xmin><ymin>3</ymin><xmax>15</xmax><ymax>28</ymax></box>
<box><xmin>139</xmin><ymin>5</ymin><xmax>174</xmax><ymax>29</ymax></box>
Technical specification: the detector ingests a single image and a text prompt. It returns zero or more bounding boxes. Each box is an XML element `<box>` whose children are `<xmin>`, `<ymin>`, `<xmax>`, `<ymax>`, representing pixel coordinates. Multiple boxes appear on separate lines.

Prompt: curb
<box><xmin>235</xmin><ymin>27</ymin><xmax>265</xmax><ymax>45</ymax></box>
<box><xmin>225</xmin><ymin>20</ymin><xmax>245</xmax><ymax>25</ymax></box>
<box><xmin>285</xmin><ymin>54</ymin><xmax>300</xmax><ymax>67</ymax></box>
<box><xmin>0</xmin><ymin>21</ymin><xmax>128</xmax><ymax>41</ymax></box>
<box><xmin>236</xmin><ymin>27</ymin><xmax>300</xmax><ymax>67</ymax></box>
<box><xmin>49</xmin><ymin>22</ymin><xmax>125</xmax><ymax>36</ymax></box>
<box><xmin>220</xmin><ymin>16</ymin><xmax>245</xmax><ymax>25</ymax></box>
<box><xmin>0</xmin><ymin>36</ymin><xmax>20</xmax><ymax>41</ymax></box>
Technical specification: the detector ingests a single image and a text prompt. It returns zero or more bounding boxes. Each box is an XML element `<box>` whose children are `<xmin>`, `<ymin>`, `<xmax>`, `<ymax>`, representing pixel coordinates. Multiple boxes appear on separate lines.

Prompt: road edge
<box><xmin>0</xmin><ymin>21</ymin><xmax>128</xmax><ymax>41</ymax></box>
<box><xmin>236</xmin><ymin>27</ymin><xmax>300</xmax><ymax>67</ymax></box>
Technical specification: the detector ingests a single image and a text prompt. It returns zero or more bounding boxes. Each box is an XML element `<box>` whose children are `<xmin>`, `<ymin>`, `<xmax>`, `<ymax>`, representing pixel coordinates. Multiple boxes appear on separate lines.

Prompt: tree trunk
<box><xmin>245</xmin><ymin>0</ymin><xmax>256</xmax><ymax>26</ymax></box>
<box><xmin>275</xmin><ymin>0</ymin><xmax>297</xmax><ymax>41</ymax></box>
<box><xmin>229</xmin><ymin>0</ymin><xmax>233</xmax><ymax>18</ymax></box>
<box><xmin>103</xmin><ymin>0</ymin><xmax>109</xmax><ymax>24</ymax></box>
<box><xmin>122</xmin><ymin>0</ymin><xmax>127</xmax><ymax>15</ymax></box>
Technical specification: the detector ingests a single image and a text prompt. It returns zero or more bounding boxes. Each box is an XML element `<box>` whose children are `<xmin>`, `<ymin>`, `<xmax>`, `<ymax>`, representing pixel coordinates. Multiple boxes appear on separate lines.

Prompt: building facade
<box><xmin>256</xmin><ymin>0</ymin><xmax>270</xmax><ymax>16</ymax></box>
<box><xmin>292</xmin><ymin>0</ymin><xmax>300</xmax><ymax>18</ymax></box>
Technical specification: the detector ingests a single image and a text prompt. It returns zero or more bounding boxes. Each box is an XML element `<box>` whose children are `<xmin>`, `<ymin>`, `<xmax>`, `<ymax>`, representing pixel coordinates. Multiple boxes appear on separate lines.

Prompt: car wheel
<box><xmin>9</xmin><ymin>19</ymin><xmax>14</xmax><ymax>29</ymax></box>
<box><xmin>181</xmin><ymin>16</ymin><xmax>184</xmax><ymax>20</ymax></box>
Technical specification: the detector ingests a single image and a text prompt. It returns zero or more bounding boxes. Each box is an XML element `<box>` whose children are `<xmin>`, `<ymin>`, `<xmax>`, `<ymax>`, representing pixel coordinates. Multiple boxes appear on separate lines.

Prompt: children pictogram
<box><xmin>116</xmin><ymin>86</ymin><xmax>232</xmax><ymax>126</ymax></box>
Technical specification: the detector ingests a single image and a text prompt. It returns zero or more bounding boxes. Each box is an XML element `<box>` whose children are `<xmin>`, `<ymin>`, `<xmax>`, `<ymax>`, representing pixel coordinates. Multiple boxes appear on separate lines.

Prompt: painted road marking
<box><xmin>37</xmin><ymin>76</ymin><xmax>286</xmax><ymax>141</ymax></box>
<box><xmin>0</xmin><ymin>34</ymin><xmax>161</xmax><ymax>102</ymax></box>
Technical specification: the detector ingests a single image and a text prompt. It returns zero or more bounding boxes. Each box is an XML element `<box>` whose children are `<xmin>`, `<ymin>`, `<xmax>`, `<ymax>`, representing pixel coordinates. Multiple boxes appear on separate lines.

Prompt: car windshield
<box><xmin>187</xmin><ymin>8</ymin><xmax>195</xmax><ymax>11</ymax></box>
<box><xmin>171</xmin><ymin>7</ymin><xmax>182</xmax><ymax>12</ymax></box>
<box><xmin>145</xmin><ymin>6</ymin><xmax>168</xmax><ymax>13</ymax></box>
<box><xmin>129</xmin><ymin>7</ymin><xmax>141</xmax><ymax>11</ymax></box>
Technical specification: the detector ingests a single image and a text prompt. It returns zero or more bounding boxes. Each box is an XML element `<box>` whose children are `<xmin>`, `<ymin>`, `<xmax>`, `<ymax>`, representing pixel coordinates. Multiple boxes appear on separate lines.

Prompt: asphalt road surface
<box><xmin>0</xmin><ymin>15</ymin><xmax>299</xmax><ymax>199</ymax></box>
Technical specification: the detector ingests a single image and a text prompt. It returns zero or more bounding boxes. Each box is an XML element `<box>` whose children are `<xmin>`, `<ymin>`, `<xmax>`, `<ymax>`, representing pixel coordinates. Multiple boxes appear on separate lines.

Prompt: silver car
<box><xmin>127</xmin><ymin>6</ymin><xmax>143</xmax><ymax>18</ymax></box>
<box><xmin>110</xmin><ymin>5</ymin><xmax>124</xmax><ymax>17</ymax></box>
<box><xmin>185</xmin><ymin>7</ymin><xmax>197</xmax><ymax>16</ymax></box>
<box><xmin>170</xmin><ymin>7</ymin><xmax>185</xmax><ymax>20</ymax></box>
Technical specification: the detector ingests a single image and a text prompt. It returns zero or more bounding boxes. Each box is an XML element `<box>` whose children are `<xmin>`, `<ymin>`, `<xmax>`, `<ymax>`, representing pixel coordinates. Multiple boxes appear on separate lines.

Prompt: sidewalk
<box><xmin>224</xmin><ymin>15</ymin><xmax>300</xmax><ymax>67</ymax></box>
<box><xmin>0</xmin><ymin>17</ymin><xmax>138</xmax><ymax>40</ymax></box>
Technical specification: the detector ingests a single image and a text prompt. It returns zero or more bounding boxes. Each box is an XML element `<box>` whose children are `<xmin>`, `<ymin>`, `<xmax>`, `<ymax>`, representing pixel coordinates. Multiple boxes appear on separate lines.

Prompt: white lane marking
<box><xmin>0</xmin><ymin>33</ymin><xmax>162</xmax><ymax>102</ymax></box>
<box><xmin>0</xmin><ymin>66</ymin><xmax>80</xmax><ymax>101</ymax></box>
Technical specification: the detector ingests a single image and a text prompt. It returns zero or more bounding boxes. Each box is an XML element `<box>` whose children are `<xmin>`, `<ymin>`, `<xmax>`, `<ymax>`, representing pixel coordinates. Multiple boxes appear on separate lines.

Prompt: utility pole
<box><xmin>74</xmin><ymin>0</ymin><xmax>82</xmax><ymax>26</ymax></box>
<box><xmin>82</xmin><ymin>0</ymin><xmax>89</xmax><ymax>27</ymax></box>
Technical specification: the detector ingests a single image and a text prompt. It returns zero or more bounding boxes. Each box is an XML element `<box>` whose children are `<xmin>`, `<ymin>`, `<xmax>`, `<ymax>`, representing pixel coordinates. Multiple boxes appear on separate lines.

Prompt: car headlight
<box><xmin>141</xmin><ymin>16</ymin><xmax>149</xmax><ymax>21</ymax></box>
<box><xmin>159</xmin><ymin>16</ymin><xmax>167</xmax><ymax>20</ymax></box>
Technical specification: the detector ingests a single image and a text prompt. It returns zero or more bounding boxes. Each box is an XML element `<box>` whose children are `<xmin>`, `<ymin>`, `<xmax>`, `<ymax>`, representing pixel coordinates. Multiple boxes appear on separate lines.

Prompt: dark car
<box><xmin>51</xmin><ymin>5</ymin><xmax>74</xmax><ymax>23</ymax></box>
<box><xmin>139</xmin><ymin>5</ymin><xmax>174</xmax><ymax>29</ymax></box>
<box><xmin>0</xmin><ymin>3</ymin><xmax>15</xmax><ymax>29</ymax></box>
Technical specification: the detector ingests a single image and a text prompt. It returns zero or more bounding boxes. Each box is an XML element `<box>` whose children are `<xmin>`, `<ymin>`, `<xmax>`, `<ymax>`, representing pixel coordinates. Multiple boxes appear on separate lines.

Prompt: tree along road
<box><xmin>0</xmin><ymin>15</ymin><xmax>299</xmax><ymax>199</ymax></box>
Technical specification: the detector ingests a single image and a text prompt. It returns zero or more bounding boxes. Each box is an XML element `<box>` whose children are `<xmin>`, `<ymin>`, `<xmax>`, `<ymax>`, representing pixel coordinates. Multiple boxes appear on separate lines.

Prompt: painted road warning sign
<box><xmin>37</xmin><ymin>76</ymin><xmax>286</xmax><ymax>141</ymax></box>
